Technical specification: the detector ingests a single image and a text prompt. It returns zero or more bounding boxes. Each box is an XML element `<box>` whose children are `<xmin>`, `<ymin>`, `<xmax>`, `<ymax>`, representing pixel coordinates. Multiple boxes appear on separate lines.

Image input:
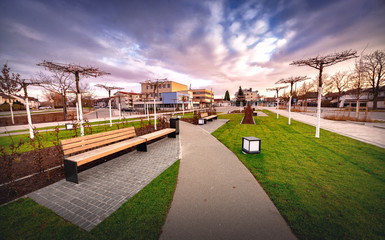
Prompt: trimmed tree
<box><xmin>236</xmin><ymin>86</ymin><xmax>246</xmax><ymax>106</ymax></box>
<box><xmin>276</xmin><ymin>76</ymin><xmax>309</xmax><ymax>125</ymax></box>
<box><xmin>363</xmin><ymin>50</ymin><xmax>385</xmax><ymax>110</ymax></box>
<box><xmin>290</xmin><ymin>50</ymin><xmax>357</xmax><ymax>138</ymax></box>
<box><xmin>224</xmin><ymin>90</ymin><xmax>230</xmax><ymax>101</ymax></box>
<box><xmin>0</xmin><ymin>64</ymin><xmax>21</xmax><ymax>124</ymax></box>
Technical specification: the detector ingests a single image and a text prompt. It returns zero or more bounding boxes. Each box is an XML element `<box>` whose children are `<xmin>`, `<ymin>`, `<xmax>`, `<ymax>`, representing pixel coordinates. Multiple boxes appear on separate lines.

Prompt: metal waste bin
<box><xmin>170</xmin><ymin>117</ymin><xmax>180</xmax><ymax>134</ymax></box>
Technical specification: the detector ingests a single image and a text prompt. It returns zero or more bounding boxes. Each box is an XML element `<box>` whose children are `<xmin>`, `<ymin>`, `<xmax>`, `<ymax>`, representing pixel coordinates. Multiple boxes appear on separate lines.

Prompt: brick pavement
<box><xmin>29</xmin><ymin>136</ymin><xmax>179</xmax><ymax>231</ymax></box>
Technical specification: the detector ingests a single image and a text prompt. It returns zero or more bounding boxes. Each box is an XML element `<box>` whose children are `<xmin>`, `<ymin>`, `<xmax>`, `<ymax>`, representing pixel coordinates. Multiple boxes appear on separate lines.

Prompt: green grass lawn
<box><xmin>0</xmin><ymin>120</ymin><xmax>153</xmax><ymax>154</ymax></box>
<box><xmin>0</xmin><ymin>160</ymin><xmax>179</xmax><ymax>240</ymax></box>
<box><xmin>212</xmin><ymin>111</ymin><xmax>385</xmax><ymax>239</ymax></box>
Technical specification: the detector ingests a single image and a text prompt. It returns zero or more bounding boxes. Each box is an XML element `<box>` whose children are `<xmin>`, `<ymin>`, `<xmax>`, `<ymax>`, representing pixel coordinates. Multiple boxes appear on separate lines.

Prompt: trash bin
<box><xmin>170</xmin><ymin>118</ymin><xmax>180</xmax><ymax>134</ymax></box>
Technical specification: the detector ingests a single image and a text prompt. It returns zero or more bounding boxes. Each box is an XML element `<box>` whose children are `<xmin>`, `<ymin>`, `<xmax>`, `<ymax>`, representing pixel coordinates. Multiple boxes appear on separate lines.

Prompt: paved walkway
<box><xmin>29</xmin><ymin>136</ymin><xmax>179</xmax><ymax>231</ymax></box>
<box><xmin>160</xmin><ymin>121</ymin><xmax>296</xmax><ymax>240</ymax></box>
<box><xmin>263</xmin><ymin>107</ymin><xmax>385</xmax><ymax>149</ymax></box>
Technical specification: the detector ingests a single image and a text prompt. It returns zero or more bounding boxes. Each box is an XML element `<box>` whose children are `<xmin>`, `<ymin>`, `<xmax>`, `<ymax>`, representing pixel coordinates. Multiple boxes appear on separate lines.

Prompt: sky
<box><xmin>1</xmin><ymin>0</ymin><xmax>384</xmax><ymax>99</ymax></box>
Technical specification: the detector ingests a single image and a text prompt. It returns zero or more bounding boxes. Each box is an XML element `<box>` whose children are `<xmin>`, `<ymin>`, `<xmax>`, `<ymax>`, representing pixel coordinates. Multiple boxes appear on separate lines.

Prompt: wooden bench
<box><xmin>61</xmin><ymin>127</ymin><xmax>176</xmax><ymax>184</ymax></box>
<box><xmin>200</xmin><ymin>112</ymin><xmax>218</xmax><ymax>124</ymax></box>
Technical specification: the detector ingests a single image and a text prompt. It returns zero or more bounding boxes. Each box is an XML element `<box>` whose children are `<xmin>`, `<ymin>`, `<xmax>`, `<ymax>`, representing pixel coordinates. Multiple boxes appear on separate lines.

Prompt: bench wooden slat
<box><xmin>139</xmin><ymin>128</ymin><xmax>176</xmax><ymax>141</ymax></box>
<box><xmin>200</xmin><ymin>113</ymin><xmax>208</xmax><ymax>118</ymax></box>
<box><xmin>66</xmin><ymin>137</ymin><xmax>146</xmax><ymax>166</ymax></box>
<box><xmin>61</xmin><ymin>127</ymin><xmax>135</xmax><ymax>145</ymax></box>
<box><xmin>61</xmin><ymin>129</ymin><xmax>136</xmax><ymax>151</ymax></box>
<box><xmin>205</xmin><ymin>115</ymin><xmax>217</xmax><ymax>119</ymax></box>
<box><xmin>63</xmin><ymin>133</ymin><xmax>137</xmax><ymax>155</ymax></box>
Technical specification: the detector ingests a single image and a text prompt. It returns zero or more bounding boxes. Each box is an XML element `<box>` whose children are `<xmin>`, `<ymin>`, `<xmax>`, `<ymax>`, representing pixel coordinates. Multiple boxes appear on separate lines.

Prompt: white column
<box><xmin>76</xmin><ymin>102</ymin><xmax>79</xmax><ymax>121</ymax></box>
<box><xmin>78</xmin><ymin>94</ymin><xmax>84</xmax><ymax>136</ymax></box>
<box><xmin>119</xmin><ymin>103</ymin><xmax>122</xmax><ymax>120</ymax></box>
<box><xmin>147</xmin><ymin>102</ymin><xmax>149</xmax><ymax>121</ymax></box>
<box><xmin>109</xmin><ymin>98</ymin><xmax>112</xmax><ymax>127</ymax></box>
<box><xmin>276</xmin><ymin>99</ymin><xmax>279</xmax><ymax>119</ymax></box>
<box><xmin>154</xmin><ymin>99</ymin><xmax>157</xmax><ymax>130</ymax></box>
<box><xmin>288</xmin><ymin>96</ymin><xmax>292</xmax><ymax>125</ymax></box>
<box><xmin>25</xmin><ymin>98</ymin><xmax>34</xmax><ymax>139</ymax></box>
<box><xmin>10</xmin><ymin>102</ymin><xmax>14</xmax><ymax>124</ymax></box>
<box><xmin>315</xmin><ymin>87</ymin><xmax>322</xmax><ymax>138</ymax></box>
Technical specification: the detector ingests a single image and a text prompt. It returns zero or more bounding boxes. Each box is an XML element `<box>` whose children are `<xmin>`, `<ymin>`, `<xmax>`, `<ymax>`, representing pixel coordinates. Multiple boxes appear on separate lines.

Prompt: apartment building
<box><xmin>192</xmin><ymin>89</ymin><xmax>214</xmax><ymax>107</ymax></box>
<box><xmin>113</xmin><ymin>91</ymin><xmax>141</xmax><ymax>109</ymax></box>
<box><xmin>140</xmin><ymin>80</ymin><xmax>188</xmax><ymax>100</ymax></box>
<box><xmin>235</xmin><ymin>88</ymin><xmax>260</xmax><ymax>103</ymax></box>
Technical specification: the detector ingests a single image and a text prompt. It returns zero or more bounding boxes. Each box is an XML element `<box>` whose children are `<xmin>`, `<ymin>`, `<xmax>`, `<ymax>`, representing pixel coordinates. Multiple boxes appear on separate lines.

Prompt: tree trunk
<box><xmin>62</xmin><ymin>93</ymin><xmax>66</xmax><ymax>121</ymax></box>
<box><xmin>372</xmin><ymin>91</ymin><xmax>378</xmax><ymax>110</ymax></box>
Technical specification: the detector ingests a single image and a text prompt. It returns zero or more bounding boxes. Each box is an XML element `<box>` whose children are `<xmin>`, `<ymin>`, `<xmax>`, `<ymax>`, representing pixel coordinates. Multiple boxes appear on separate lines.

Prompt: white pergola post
<box><xmin>147</xmin><ymin>102</ymin><xmax>149</xmax><ymax>121</ymax></box>
<box><xmin>10</xmin><ymin>102</ymin><xmax>14</xmax><ymax>124</ymax></box>
<box><xmin>276</xmin><ymin>98</ymin><xmax>279</xmax><ymax>119</ymax></box>
<box><xmin>109</xmin><ymin>98</ymin><xmax>112</xmax><ymax>127</ymax></box>
<box><xmin>76</xmin><ymin>102</ymin><xmax>80</xmax><ymax>121</ymax></box>
<box><xmin>119</xmin><ymin>102</ymin><xmax>122</xmax><ymax>120</ymax></box>
<box><xmin>78</xmin><ymin>94</ymin><xmax>84</xmax><ymax>136</ymax></box>
<box><xmin>25</xmin><ymin>97</ymin><xmax>34</xmax><ymax>139</ymax></box>
<box><xmin>288</xmin><ymin>95</ymin><xmax>292</xmax><ymax>125</ymax></box>
<box><xmin>315</xmin><ymin>87</ymin><xmax>322</xmax><ymax>138</ymax></box>
<box><xmin>154</xmin><ymin>98</ymin><xmax>157</xmax><ymax>130</ymax></box>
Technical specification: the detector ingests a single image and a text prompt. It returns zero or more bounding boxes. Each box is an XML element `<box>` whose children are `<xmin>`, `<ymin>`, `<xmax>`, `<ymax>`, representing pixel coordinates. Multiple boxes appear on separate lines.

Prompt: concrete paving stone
<box><xmin>29</xmin><ymin>135</ymin><xmax>179</xmax><ymax>231</ymax></box>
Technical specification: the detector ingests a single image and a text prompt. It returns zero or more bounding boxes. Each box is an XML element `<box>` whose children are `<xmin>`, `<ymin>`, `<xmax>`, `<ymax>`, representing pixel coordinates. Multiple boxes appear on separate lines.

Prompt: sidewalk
<box><xmin>263</xmin><ymin>107</ymin><xmax>385</xmax><ymax>149</ymax></box>
<box><xmin>160</xmin><ymin>121</ymin><xmax>296</xmax><ymax>240</ymax></box>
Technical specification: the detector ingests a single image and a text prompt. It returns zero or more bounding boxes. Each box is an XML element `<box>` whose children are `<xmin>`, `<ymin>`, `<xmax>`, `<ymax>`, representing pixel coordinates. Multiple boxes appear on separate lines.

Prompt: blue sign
<box><xmin>293</xmin><ymin>98</ymin><xmax>296</xmax><ymax>102</ymax></box>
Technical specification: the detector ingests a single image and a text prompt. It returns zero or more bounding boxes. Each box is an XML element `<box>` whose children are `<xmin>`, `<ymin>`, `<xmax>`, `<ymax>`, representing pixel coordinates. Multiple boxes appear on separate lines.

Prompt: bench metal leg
<box><xmin>168</xmin><ymin>131</ymin><xmax>176</xmax><ymax>138</ymax></box>
<box><xmin>64</xmin><ymin>160</ymin><xmax>79</xmax><ymax>184</ymax></box>
<box><xmin>137</xmin><ymin>142</ymin><xmax>147</xmax><ymax>152</ymax></box>
<box><xmin>208</xmin><ymin>118</ymin><xmax>213</xmax><ymax>121</ymax></box>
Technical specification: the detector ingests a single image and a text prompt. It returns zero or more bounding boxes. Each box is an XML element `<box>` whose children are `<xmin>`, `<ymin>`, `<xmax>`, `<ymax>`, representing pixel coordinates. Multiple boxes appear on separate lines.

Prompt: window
<box><xmin>151</xmin><ymin>86</ymin><xmax>153</xmax><ymax>89</ymax></box>
<box><xmin>146</xmin><ymin>86</ymin><xmax>148</xmax><ymax>90</ymax></box>
<box><xmin>155</xmin><ymin>93</ymin><xmax>157</xmax><ymax>97</ymax></box>
<box><xmin>150</xmin><ymin>93</ymin><xmax>153</xmax><ymax>97</ymax></box>
<box><xmin>168</xmin><ymin>84</ymin><xmax>171</xmax><ymax>88</ymax></box>
<box><xmin>163</xmin><ymin>85</ymin><xmax>166</xmax><ymax>88</ymax></box>
<box><xmin>159</xmin><ymin>93</ymin><xmax>162</xmax><ymax>97</ymax></box>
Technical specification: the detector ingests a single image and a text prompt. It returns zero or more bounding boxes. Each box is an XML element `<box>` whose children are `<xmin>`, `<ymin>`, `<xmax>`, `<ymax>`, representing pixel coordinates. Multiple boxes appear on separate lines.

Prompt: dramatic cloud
<box><xmin>0</xmin><ymin>0</ymin><xmax>384</xmax><ymax>98</ymax></box>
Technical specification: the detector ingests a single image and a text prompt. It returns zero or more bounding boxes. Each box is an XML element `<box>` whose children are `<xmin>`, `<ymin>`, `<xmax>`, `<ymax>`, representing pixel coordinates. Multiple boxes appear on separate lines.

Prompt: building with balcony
<box><xmin>113</xmin><ymin>91</ymin><xmax>141</xmax><ymax>109</ymax></box>
<box><xmin>192</xmin><ymin>89</ymin><xmax>214</xmax><ymax>107</ymax></box>
<box><xmin>234</xmin><ymin>88</ymin><xmax>260</xmax><ymax>104</ymax></box>
<box><xmin>140</xmin><ymin>80</ymin><xmax>188</xmax><ymax>100</ymax></box>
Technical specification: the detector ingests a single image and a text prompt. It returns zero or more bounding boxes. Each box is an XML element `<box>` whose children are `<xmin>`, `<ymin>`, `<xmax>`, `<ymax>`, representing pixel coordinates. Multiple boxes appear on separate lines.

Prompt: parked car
<box><xmin>38</xmin><ymin>106</ymin><xmax>52</xmax><ymax>110</ymax></box>
<box><xmin>122</xmin><ymin>107</ymin><xmax>134</xmax><ymax>112</ymax></box>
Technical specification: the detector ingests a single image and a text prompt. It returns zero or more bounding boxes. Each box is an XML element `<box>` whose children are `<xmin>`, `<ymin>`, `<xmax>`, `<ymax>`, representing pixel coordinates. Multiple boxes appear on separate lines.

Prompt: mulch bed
<box><xmin>0</xmin><ymin>146</ymin><xmax>64</xmax><ymax>205</ymax></box>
